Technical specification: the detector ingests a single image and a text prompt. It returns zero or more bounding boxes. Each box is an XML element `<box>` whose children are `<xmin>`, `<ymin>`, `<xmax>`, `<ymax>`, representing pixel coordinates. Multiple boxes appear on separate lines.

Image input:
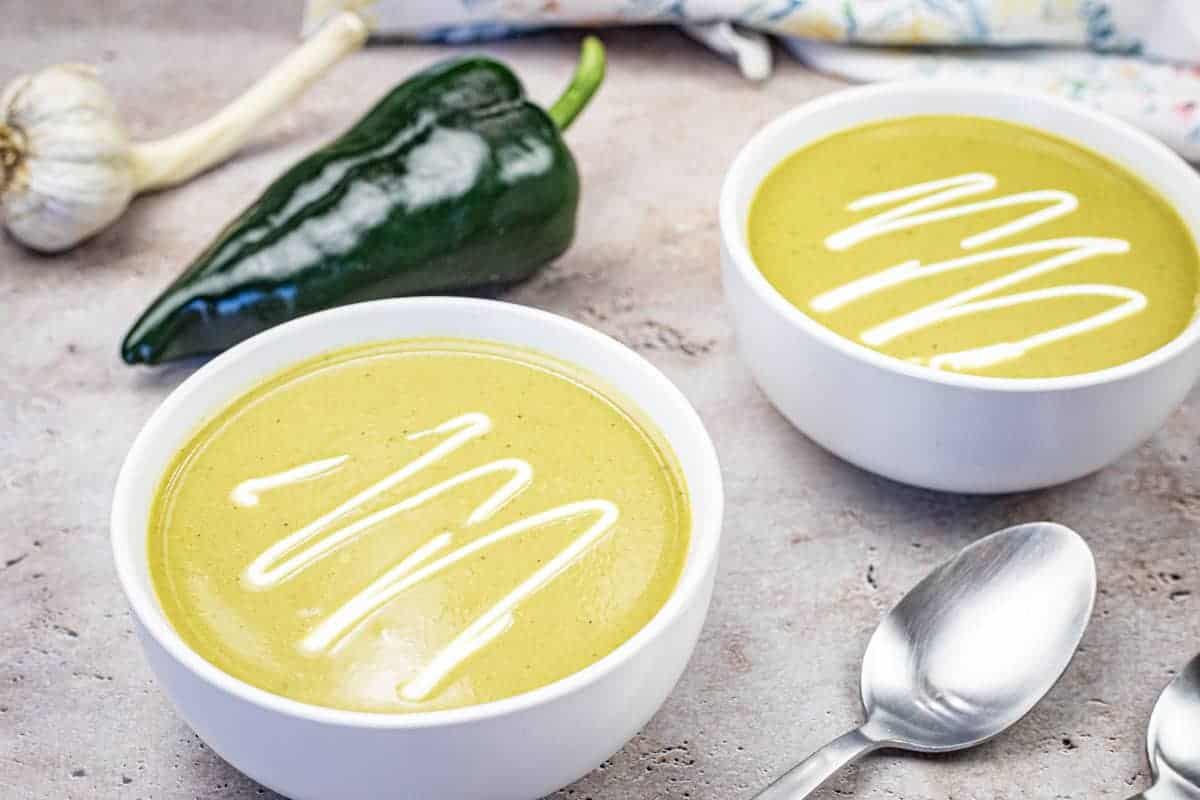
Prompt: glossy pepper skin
<box><xmin>122</xmin><ymin>41</ymin><xmax>603</xmax><ymax>365</ymax></box>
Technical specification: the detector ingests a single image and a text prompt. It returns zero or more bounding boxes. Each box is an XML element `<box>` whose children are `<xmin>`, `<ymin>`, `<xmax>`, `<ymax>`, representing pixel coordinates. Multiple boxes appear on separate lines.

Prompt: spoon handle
<box><xmin>753</xmin><ymin>727</ymin><xmax>880</xmax><ymax>800</ymax></box>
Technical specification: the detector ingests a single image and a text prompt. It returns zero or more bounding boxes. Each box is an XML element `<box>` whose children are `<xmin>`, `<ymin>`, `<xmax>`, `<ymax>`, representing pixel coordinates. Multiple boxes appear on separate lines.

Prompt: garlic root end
<box><xmin>0</xmin><ymin>123</ymin><xmax>26</xmax><ymax>194</ymax></box>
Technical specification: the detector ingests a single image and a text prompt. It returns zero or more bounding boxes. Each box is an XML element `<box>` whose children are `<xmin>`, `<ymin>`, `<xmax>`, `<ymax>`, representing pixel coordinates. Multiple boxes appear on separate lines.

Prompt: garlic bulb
<box><xmin>0</xmin><ymin>10</ymin><xmax>369</xmax><ymax>253</ymax></box>
<box><xmin>1</xmin><ymin>65</ymin><xmax>135</xmax><ymax>252</ymax></box>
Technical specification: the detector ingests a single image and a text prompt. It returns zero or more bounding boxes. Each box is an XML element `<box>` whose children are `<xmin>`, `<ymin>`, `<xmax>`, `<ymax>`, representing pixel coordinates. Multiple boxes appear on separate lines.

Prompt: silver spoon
<box><xmin>1130</xmin><ymin>653</ymin><xmax>1200</xmax><ymax>800</ymax></box>
<box><xmin>754</xmin><ymin>522</ymin><xmax>1096</xmax><ymax>799</ymax></box>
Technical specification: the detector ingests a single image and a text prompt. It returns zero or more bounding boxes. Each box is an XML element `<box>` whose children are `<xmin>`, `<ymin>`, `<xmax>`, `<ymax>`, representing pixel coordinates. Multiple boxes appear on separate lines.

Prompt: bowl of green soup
<box><xmin>721</xmin><ymin>82</ymin><xmax>1200</xmax><ymax>492</ymax></box>
<box><xmin>111</xmin><ymin>298</ymin><xmax>723</xmax><ymax>800</ymax></box>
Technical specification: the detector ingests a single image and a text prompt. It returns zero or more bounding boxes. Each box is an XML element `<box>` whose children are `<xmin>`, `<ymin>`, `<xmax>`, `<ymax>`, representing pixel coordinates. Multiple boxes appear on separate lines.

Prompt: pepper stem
<box><xmin>0</xmin><ymin>124</ymin><xmax>24</xmax><ymax>194</ymax></box>
<box><xmin>548</xmin><ymin>36</ymin><xmax>606</xmax><ymax>132</ymax></box>
<box><xmin>127</xmin><ymin>10</ymin><xmax>369</xmax><ymax>193</ymax></box>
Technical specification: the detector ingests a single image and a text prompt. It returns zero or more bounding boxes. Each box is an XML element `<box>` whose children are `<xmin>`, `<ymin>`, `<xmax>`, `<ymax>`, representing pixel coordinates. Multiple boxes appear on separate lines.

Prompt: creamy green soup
<box><xmin>149</xmin><ymin>339</ymin><xmax>690</xmax><ymax>713</ymax></box>
<box><xmin>748</xmin><ymin>116</ymin><xmax>1200</xmax><ymax>378</ymax></box>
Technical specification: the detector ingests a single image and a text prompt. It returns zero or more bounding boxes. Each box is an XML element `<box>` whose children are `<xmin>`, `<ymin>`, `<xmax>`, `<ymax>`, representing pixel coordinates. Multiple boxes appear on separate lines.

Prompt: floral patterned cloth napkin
<box><xmin>785</xmin><ymin>41</ymin><xmax>1200</xmax><ymax>161</ymax></box>
<box><xmin>304</xmin><ymin>1</ymin><xmax>1200</xmax><ymax>160</ymax></box>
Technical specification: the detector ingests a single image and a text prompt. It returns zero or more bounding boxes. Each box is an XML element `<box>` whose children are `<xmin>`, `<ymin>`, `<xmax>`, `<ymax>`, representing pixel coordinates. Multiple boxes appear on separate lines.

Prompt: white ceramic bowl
<box><xmin>721</xmin><ymin>82</ymin><xmax>1200</xmax><ymax>493</ymax></box>
<box><xmin>111</xmin><ymin>298</ymin><xmax>723</xmax><ymax>800</ymax></box>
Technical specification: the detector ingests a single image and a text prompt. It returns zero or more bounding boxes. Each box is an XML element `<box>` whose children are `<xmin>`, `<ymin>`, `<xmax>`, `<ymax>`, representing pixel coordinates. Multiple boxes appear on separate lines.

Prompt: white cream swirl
<box><xmin>812</xmin><ymin>172</ymin><xmax>1143</xmax><ymax>371</ymax></box>
<box><xmin>230</xmin><ymin>412</ymin><xmax>619</xmax><ymax>701</ymax></box>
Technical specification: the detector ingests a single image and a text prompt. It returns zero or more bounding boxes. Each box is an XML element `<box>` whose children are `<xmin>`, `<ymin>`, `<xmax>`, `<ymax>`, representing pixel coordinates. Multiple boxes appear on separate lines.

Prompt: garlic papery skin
<box><xmin>0</xmin><ymin>10</ymin><xmax>368</xmax><ymax>254</ymax></box>
<box><xmin>1</xmin><ymin>64</ymin><xmax>135</xmax><ymax>253</ymax></box>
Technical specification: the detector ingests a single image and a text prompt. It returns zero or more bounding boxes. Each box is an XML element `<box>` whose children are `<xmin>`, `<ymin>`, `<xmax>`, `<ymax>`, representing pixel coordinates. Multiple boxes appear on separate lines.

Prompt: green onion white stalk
<box><xmin>0</xmin><ymin>10</ymin><xmax>369</xmax><ymax>253</ymax></box>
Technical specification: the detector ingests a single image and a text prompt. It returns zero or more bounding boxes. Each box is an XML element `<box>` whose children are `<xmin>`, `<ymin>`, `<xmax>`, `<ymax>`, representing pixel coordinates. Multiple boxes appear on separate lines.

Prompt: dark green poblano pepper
<box><xmin>121</xmin><ymin>38</ymin><xmax>605</xmax><ymax>365</ymax></box>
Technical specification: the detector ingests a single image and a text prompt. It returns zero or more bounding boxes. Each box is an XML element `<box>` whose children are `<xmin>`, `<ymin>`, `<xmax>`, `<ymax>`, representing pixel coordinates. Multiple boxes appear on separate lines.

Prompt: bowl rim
<box><xmin>719</xmin><ymin>80</ymin><xmax>1200</xmax><ymax>393</ymax></box>
<box><xmin>111</xmin><ymin>296</ymin><xmax>724</xmax><ymax>730</ymax></box>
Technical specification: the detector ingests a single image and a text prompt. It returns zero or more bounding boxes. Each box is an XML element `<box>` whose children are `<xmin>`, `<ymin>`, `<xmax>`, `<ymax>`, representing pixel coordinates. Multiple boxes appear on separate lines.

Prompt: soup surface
<box><xmin>748</xmin><ymin>115</ymin><xmax>1200</xmax><ymax>378</ymax></box>
<box><xmin>149</xmin><ymin>339</ymin><xmax>690</xmax><ymax>713</ymax></box>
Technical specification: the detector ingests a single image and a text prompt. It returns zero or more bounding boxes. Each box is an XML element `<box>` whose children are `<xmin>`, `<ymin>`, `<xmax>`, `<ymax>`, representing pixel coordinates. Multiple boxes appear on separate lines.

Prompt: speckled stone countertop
<box><xmin>2</xmin><ymin>3</ymin><xmax>1198</xmax><ymax>799</ymax></box>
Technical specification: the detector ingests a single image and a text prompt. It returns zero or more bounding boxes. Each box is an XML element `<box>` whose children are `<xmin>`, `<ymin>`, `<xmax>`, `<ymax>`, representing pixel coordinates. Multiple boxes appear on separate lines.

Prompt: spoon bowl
<box><xmin>861</xmin><ymin>522</ymin><xmax>1097</xmax><ymax>751</ymax></box>
<box><xmin>755</xmin><ymin>522</ymin><xmax>1097</xmax><ymax>799</ymax></box>
<box><xmin>1140</xmin><ymin>653</ymin><xmax>1200</xmax><ymax>799</ymax></box>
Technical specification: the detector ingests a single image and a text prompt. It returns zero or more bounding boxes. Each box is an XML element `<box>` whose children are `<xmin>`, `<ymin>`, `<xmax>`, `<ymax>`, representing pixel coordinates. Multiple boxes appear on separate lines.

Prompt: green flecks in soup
<box><xmin>149</xmin><ymin>339</ymin><xmax>690</xmax><ymax>713</ymax></box>
<box><xmin>748</xmin><ymin>116</ymin><xmax>1200</xmax><ymax>379</ymax></box>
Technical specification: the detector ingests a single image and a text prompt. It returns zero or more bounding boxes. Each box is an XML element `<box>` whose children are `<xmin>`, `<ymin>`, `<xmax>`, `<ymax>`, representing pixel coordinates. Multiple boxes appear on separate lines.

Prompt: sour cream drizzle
<box><xmin>810</xmin><ymin>172</ymin><xmax>1143</xmax><ymax>371</ymax></box>
<box><xmin>231</xmin><ymin>412</ymin><xmax>619</xmax><ymax>701</ymax></box>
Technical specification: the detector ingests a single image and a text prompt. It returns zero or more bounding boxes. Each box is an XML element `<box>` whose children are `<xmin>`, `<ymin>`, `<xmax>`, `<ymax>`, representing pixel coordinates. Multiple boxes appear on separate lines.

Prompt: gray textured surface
<box><xmin>1</xmin><ymin>3</ymin><xmax>1198</xmax><ymax>799</ymax></box>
